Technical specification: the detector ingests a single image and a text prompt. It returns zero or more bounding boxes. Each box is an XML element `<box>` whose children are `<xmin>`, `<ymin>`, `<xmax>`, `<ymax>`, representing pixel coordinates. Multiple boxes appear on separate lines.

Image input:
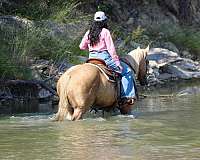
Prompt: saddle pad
<box><xmin>86</xmin><ymin>63</ymin><xmax>117</xmax><ymax>83</ymax></box>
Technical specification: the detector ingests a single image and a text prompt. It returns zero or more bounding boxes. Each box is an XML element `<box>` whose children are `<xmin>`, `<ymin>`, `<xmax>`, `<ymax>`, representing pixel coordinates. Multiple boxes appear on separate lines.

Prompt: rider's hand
<box><xmin>117</xmin><ymin>65</ymin><xmax>123</xmax><ymax>72</ymax></box>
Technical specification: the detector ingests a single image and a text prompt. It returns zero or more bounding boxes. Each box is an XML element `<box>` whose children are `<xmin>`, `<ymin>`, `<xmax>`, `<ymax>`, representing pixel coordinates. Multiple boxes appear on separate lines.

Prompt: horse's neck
<box><xmin>123</xmin><ymin>54</ymin><xmax>139</xmax><ymax>76</ymax></box>
<box><xmin>125</xmin><ymin>50</ymin><xmax>145</xmax><ymax>76</ymax></box>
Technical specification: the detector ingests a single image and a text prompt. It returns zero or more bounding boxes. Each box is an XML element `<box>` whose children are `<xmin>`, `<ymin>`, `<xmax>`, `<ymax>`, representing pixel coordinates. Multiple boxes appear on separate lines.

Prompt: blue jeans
<box><xmin>89</xmin><ymin>51</ymin><xmax>136</xmax><ymax>99</ymax></box>
<box><xmin>89</xmin><ymin>50</ymin><xmax>121</xmax><ymax>73</ymax></box>
<box><xmin>120</xmin><ymin>61</ymin><xmax>136</xmax><ymax>99</ymax></box>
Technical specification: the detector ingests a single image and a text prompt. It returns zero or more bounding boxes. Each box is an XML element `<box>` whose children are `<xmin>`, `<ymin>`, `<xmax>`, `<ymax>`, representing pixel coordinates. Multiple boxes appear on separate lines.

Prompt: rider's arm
<box><xmin>79</xmin><ymin>30</ymin><xmax>89</xmax><ymax>50</ymax></box>
<box><xmin>104</xmin><ymin>29</ymin><xmax>121</xmax><ymax>67</ymax></box>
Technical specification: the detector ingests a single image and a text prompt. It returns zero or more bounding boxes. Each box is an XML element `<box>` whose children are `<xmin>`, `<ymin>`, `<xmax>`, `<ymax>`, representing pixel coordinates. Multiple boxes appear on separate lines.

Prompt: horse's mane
<box><xmin>123</xmin><ymin>47</ymin><xmax>148</xmax><ymax>76</ymax></box>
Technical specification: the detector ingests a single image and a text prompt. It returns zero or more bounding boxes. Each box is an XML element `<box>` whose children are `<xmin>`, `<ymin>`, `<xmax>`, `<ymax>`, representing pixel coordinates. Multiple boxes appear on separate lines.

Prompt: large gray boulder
<box><xmin>147</xmin><ymin>48</ymin><xmax>200</xmax><ymax>85</ymax></box>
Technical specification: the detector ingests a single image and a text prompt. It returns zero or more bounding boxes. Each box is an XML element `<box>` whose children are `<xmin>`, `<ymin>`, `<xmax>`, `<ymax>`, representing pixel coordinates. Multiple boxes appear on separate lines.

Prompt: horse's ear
<box><xmin>145</xmin><ymin>45</ymin><xmax>150</xmax><ymax>56</ymax></box>
<box><xmin>137</xmin><ymin>46</ymin><xmax>141</xmax><ymax>50</ymax></box>
<box><xmin>145</xmin><ymin>45</ymin><xmax>149</xmax><ymax>52</ymax></box>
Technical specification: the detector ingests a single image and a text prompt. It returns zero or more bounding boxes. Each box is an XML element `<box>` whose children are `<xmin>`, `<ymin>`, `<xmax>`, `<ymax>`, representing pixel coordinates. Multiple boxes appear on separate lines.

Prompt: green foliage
<box><xmin>61</xmin><ymin>37</ymin><xmax>88</xmax><ymax>65</ymax></box>
<box><xmin>0</xmin><ymin>25</ymin><xmax>32</xmax><ymax>79</ymax></box>
<box><xmin>131</xmin><ymin>26</ymin><xmax>146</xmax><ymax>41</ymax></box>
<box><xmin>124</xmin><ymin>26</ymin><xmax>150</xmax><ymax>47</ymax></box>
<box><xmin>111</xmin><ymin>24</ymin><xmax>125</xmax><ymax>40</ymax></box>
<box><xmin>98</xmin><ymin>3</ymin><xmax>113</xmax><ymax>15</ymax></box>
<box><xmin>150</xmin><ymin>25</ymin><xmax>200</xmax><ymax>55</ymax></box>
<box><xmin>0</xmin><ymin>23</ymin><xmax>84</xmax><ymax>79</ymax></box>
<box><xmin>8</xmin><ymin>0</ymin><xmax>87</xmax><ymax>22</ymax></box>
<box><xmin>0</xmin><ymin>0</ymin><xmax>91</xmax><ymax>79</ymax></box>
<box><xmin>167</xmin><ymin>27</ymin><xmax>200</xmax><ymax>55</ymax></box>
<box><xmin>0</xmin><ymin>41</ymin><xmax>32</xmax><ymax>80</ymax></box>
<box><xmin>13</xmin><ymin>0</ymin><xmax>52</xmax><ymax>20</ymax></box>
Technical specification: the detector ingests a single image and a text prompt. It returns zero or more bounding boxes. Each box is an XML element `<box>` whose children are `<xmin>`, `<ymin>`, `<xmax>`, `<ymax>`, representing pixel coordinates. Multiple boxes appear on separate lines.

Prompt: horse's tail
<box><xmin>54</xmin><ymin>74</ymin><xmax>72</xmax><ymax>121</ymax></box>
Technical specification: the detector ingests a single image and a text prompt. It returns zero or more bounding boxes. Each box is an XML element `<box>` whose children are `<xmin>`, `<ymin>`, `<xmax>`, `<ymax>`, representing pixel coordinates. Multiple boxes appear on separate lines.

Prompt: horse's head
<box><xmin>125</xmin><ymin>46</ymin><xmax>149</xmax><ymax>86</ymax></box>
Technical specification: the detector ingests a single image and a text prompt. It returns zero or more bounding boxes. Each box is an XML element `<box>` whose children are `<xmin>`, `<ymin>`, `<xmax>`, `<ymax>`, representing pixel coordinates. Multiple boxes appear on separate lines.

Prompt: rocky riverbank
<box><xmin>147</xmin><ymin>48</ymin><xmax>200</xmax><ymax>85</ymax></box>
<box><xmin>1</xmin><ymin>47</ymin><xmax>200</xmax><ymax>105</ymax></box>
<box><xmin>1</xmin><ymin>0</ymin><xmax>200</xmax><ymax>114</ymax></box>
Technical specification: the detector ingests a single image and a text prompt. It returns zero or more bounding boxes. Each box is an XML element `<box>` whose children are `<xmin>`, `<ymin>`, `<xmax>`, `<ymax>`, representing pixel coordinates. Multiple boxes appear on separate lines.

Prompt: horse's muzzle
<box><xmin>140</xmin><ymin>76</ymin><xmax>148</xmax><ymax>86</ymax></box>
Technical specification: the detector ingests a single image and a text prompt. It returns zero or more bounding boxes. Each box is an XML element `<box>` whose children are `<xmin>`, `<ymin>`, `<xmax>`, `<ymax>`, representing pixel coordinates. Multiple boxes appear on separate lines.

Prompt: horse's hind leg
<box><xmin>55</xmin><ymin>107</ymin><xmax>73</xmax><ymax>121</ymax></box>
<box><xmin>72</xmin><ymin>108</ymin><xmax>84</xmax><ymax>121</ymax></box>
<box><xmin>54</xmin><ymin>101</ymin><xmax>73</xmax><ymax>121</ymax></box>
<box><xmin>55</xmin><ymin>106</ymin><xmax>68</xmax><ymax>121</ymax></box>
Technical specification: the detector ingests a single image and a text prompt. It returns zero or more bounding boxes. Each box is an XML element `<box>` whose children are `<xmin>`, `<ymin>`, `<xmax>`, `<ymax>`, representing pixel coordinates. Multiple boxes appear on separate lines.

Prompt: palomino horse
<box><xmin>55</xmin><ymin>46</ymin><xmax>149</xmax><ymax>121</ymax></box>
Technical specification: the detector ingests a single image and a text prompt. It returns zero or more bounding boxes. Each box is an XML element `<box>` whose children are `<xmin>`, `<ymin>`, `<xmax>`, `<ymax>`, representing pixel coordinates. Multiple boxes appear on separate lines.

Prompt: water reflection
<box><xmin>0</xmin><ymin>99</ymin><xmax>56</xmax><ymax>115</ymax></box>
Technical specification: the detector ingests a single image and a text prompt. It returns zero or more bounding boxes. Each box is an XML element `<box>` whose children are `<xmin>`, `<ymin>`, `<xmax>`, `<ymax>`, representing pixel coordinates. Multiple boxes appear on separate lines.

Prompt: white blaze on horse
<box><xmin>55</xmin><ymin>46</ymin><xmax>149</xmax><ymax>121</ymax></box>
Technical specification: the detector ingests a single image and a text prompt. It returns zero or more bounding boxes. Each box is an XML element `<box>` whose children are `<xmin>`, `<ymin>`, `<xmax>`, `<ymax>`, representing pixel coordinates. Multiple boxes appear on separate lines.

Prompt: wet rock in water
<box><xmin>164</xmin><ymin>65</ymin><xmax>192</xmax><ymax>79</ymax></box>
<box><xmin>163</xmin><ymin>60</ymin><xmax>200</xmax><ymax>79</ymax></box>
<box><xmin>157</xmin><ymin>73</ymin><xmax>177</xmax><ymax>81</ymax></box>
<box><xmin>177</xmin><ymin>86</ymin><xmax>200</xmax><ymax>96</ymax></box>
<box><xmin>0</xmin><ymin>79</ymin><xmax>58</xmax><ymax>114</ymax></box>
<box><xmin>38</xmin><ymin>88</ymin><xmax>52</xmax><ymax>101</ymax></box>
<box><xmin>181</xmin><ymin>50</ymin><xmax>195</xmax><ymax>59</ymax></box>
<box><xmin>147</xmin><ymin>48</ymin><xmax>200</xmax><ymax>85</ymax></box>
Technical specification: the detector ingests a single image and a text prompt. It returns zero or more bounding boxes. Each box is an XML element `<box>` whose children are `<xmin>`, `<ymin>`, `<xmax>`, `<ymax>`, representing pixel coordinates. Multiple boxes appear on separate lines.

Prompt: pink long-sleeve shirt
<box><xmin>79</xmin><ymin>28</ymin><xmax>120</xmax><ymax>66</ymax></box>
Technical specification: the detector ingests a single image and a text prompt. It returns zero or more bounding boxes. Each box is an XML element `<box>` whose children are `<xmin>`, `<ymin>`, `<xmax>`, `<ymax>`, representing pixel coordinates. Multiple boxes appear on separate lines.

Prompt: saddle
<box><xmin>86</xmin><ymin>58</ymin><xmax>120</xmax><ymax>82</ymax></box>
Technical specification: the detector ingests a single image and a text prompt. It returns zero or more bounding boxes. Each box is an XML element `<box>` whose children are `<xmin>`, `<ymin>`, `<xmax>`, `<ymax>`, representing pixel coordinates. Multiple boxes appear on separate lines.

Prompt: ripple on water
<box><xmin>0</xmin><ymin>85</ymin><xmax>200</xmax><ymax>160</ymax></box>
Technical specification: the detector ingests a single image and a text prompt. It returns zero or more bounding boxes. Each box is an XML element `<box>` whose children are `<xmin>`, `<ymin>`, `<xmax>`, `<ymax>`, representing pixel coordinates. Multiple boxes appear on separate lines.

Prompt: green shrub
<box><xmin>8</xmin><ymin>0</ymin><xmax>87</xmax><ymax>22</ymax></box>
<box><xmin>0</xmin><ymin>23</ymin><xmax>83</xmax><ymax>79</ymax></box>
<box><xmin>0</xmin><ymin>40</ymin><xmax>32</xmax><ymax>80</ymax></box>
<box><xmin>167</xmin><ymin>27</ymin><xmax>200</xmax><ymax>55</ymax></box>
<box><xmin>148</xmin><ymin>24</ymin><xmax>200</xmax><ymax>56</ymax></box>
<box><xmin>123</xmin><ymin>26</ymin><xmax>150</xmax><ymax>48</ymax></box>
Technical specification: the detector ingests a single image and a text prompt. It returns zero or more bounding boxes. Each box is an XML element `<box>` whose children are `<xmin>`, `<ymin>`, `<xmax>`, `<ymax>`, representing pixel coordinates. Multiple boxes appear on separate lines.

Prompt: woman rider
<box><xmin>79</xmin><ymin>11</ymin><xmax>136</xmax><ymax>106</ymax></box>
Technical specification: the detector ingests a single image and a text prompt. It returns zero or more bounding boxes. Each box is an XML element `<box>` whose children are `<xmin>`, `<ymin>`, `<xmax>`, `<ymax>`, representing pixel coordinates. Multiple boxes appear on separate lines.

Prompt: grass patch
<box><xmin>0</xmin><ymin>41</ymin><xmax>32</xmax><ymax>80</ymax></box>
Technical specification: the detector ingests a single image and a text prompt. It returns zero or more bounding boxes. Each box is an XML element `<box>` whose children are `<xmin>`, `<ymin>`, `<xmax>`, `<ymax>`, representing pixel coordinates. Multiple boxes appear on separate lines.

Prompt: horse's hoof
<box><xmin>120</xmin><ymin>104</ymin><xmax>132</xmax><ymax>114</ymax></box>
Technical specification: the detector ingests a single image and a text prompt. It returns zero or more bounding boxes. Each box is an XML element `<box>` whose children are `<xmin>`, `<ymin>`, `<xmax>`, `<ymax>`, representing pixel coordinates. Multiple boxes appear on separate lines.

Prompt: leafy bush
<box><xmin>167</xmin><ymin>26</ymin><xmax>200</xmax><ymax>55</ymax></box>
<box><xmin>0</xmin><ymin>0</ymin><xmax>91</xmax><ymax>80</ymax></box>
<box><xmin>4</xmin><ymin>0</ymin><xmax>88</xmax><ymax>22</ymax></box>
<box><xmin>123</xmin><ymin>26</ymin><xmax>150</xmax><ymax>48</ymax></box>
<box><xmin>147</xmin><ymin>24</ymin><xmax>200</xmax><ymax>57</ymax></box>
<box><xmin>0</xmin><ymin>22</ymin><xmax>86</xmax><ymax>79</ymax></box>
<box><xmin>0</xmin><ymin>37</ymin><xmax>32</xmax><ymax>79</ymax></box>
<box><xmin>0</xmin><ymin>26</ymin><xmax>24</xmax><ymax>79</ymax></box>
<box><xmin>113</xmin><ymin>24</ymin><xmax>199</xmax><ymax>56</ymax></box>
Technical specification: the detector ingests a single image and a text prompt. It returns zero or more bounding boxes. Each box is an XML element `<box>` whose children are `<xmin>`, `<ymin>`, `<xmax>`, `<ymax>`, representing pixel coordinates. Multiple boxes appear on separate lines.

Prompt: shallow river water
<box><xmin>0</xmin><ymin>82</ymin><xmax>200</xmax><ymax>160</ymax></box>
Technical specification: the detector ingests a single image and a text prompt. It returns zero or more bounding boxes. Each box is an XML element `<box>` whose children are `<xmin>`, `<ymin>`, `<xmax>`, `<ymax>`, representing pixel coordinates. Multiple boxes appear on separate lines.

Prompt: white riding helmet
<box><xmin>94</xmin><ymin>11</ymin><xmax>107</xmax><ymax>21</ymax></box>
